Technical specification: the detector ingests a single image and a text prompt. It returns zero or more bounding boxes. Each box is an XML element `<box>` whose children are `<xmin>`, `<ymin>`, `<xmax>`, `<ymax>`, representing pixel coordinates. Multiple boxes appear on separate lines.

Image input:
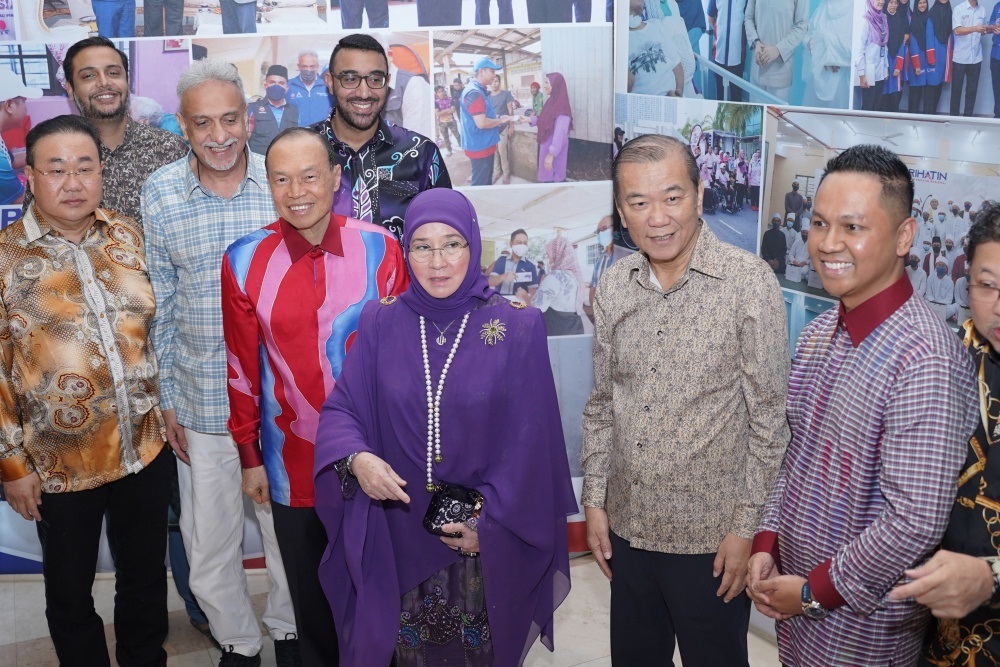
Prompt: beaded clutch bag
<box><xmin>422</xmin><ymin>482</ymin><xmax>484</xmax><ymax>538</ymax></box>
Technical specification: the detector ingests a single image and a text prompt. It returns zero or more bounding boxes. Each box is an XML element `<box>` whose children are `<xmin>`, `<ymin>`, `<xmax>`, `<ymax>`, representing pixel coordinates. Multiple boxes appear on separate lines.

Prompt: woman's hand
<box><xmin>439</xmin><ymin>522</ymin><xmax>480</xmax><ymax>554</ymax></box>
<box><xmin>544</xmin><ymin>153</ymin><xmax>555</xmax><ymax>172</ymax></box>
<box><xmin>351</xmin><ymin>452</ymin><xmax>410</xmax><ymax>503</ymax></box>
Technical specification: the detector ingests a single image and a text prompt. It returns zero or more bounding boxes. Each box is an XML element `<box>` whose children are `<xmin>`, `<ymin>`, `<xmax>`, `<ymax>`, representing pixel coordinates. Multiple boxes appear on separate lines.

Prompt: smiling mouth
<box><xmin>288</xmin><ymin>203</ymin><xmax>312</xmax><ymax>213</ymax></box>
<box><xmin>91</xmin><ymin>91</ymin><xmax>119</xmax><ymax>102</ymax></box>
<box><xmin>822</xmin><ymin>261</ymin><xmax>853</xmax><ymax>270</ymax></box>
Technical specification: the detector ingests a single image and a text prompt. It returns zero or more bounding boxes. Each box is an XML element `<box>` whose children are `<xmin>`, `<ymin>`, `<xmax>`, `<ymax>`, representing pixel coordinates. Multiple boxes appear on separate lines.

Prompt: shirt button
<box><xmin>656</xmin><ymin>330</ymin><xmax>663</xmax><ymax>336</ymax></box>
<box><xmin>632</xmin><ymin>479</ymin><xmax>639</xmax><ymax>485</ymax></box>
<box><xmin>650</xmin><ymin>366</ymin><xmax>657</xmax><ymax>373</ymax></box>
<box><xmin>662</xmin><ymin>293</ymin><xmax>668</xmax><ymax>300</ymax></box>
<box><xmin>636</xmin><ymin>441</ymin><xmax>643</xmax><ymax>448</ymax></box>
<box><xmin>643</xmin><ymin>405</ymin><xmax>650</xmax><ymax>412</ymax></box>
<box><xmin>99</xmin><ymin>313</ymin><xmax>105</xmax><ymax>318</ymax></box>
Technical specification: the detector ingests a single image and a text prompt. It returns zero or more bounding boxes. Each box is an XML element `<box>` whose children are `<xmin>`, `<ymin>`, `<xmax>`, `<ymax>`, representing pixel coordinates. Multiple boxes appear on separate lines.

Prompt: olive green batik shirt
<box><xmin>581</xmin><ymin>223</ymin><xmax>791</xmax><ymax>554</ymax></box>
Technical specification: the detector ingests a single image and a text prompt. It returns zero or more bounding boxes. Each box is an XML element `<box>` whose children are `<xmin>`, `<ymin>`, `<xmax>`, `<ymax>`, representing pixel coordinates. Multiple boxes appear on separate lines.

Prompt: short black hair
<box><xmin>26</xmin><ymin>114</ymin><xmax>102</xmax><ymax>167</ymax></box>
<box><xmin>510</xmin><ymin>228</ymin><xmax>528</xmax><ymax>243</ymax></box>
<box><xmin>64</xmin><ymin>36</ymin><xmax>128</xmax><ymax>84</ymax></box>
<box><xmin>967</xmin><ymin>201</ymin><xmax>1000</xmax><ymax>264</ymax></box>
<box><xmin>434</xmin><ymin>85</ymin><xmax>445</xmax><ymax>93</ymax></box>
<box><xmin>329</xmin><ymin>34</ymin><xmax>388</xmax><ymax>74</ymax></box>
<box><xmin>265</xmin><ymin>127</ymin><xmax>337</xmax><ymax>171</ymax></box>
<box><xmin>818</xmin><ymin>144</ymin><xmax>914</xmax><ymax>223</ymax></box>
<box><xmin>612</xmin><ymin>134</ymin><xmax>700</xmax><ymax>203</ymax></box>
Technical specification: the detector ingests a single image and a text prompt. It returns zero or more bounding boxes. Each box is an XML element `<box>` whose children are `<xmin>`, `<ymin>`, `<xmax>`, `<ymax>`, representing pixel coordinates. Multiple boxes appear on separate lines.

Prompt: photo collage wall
<box><xmin>0</xmin><ymin>1</ymin><xmax>611</xmax><ymax>572</ymax></box>
<box><xmin>1</xmin><ymin>0</ymin><xmax>997</xmax><ymax>570</ymax></box>
<box><xmin>619</xmin><ymin>0</ymin><xmax>1000</xmax><ymax>348</ymax></box>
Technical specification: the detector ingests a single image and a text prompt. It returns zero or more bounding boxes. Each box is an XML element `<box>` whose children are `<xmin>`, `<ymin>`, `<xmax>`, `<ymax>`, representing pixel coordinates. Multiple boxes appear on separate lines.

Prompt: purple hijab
<box><xmin>400</xmin><ymin>188</ymin><xmax>495</xmax><ymax>321</ymax></box>
<box><xmin>866</xmin><ymin>0</ymin><xmax>889</xmax><ymax>45</ymax></box>
<box><xmin>536</xmin><ymin>72</ymin><xmax>573</xmax><ymax>145</ymax></box>
<box><xmin>314</xmin><ymin>191</ymin><xmax>575</xmax><ymax>666</ymax></box>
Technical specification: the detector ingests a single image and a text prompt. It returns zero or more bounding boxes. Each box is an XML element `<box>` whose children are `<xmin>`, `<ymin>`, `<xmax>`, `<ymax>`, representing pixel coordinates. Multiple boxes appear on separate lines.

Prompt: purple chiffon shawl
<box><xmin>314</xmin><ymin>275</ymin><xmax>576</xmax><ymax>665</ymax></box>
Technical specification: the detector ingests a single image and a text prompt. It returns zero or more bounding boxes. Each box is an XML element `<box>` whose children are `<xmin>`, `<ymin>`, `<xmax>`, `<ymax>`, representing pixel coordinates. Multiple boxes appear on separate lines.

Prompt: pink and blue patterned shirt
<box><xmin>222</xmin><ymin>214</ymin><xmax>407</xmax><ymax>507</ymax></box>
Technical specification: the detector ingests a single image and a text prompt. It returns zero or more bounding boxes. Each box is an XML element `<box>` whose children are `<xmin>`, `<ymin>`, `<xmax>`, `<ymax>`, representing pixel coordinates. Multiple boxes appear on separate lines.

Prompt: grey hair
<box><xmin>297</xmin><ymin>48</ymin><xmax>320</xmax><ymax>61</ymax></box>
<box><xmin>130</xmin><ymin>95</ymin><xmax>163</xmax><ymax>125</ymax></box>
<box><xmin>612</xmin><ymin>134</ymin><xmax>700</xmax><ymax>203</ymax></box>
<box><xmin>176</xmin><ymin>59</ymin><xmax>246</xmax><ymax>106</ymax></box>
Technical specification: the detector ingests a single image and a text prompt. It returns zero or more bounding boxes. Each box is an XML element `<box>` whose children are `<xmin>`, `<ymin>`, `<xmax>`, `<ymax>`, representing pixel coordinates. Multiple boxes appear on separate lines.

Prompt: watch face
<box><xmin>802</xmin><ymin>603</ymin><xmax>829</xmax><ymax>620</ymax></box>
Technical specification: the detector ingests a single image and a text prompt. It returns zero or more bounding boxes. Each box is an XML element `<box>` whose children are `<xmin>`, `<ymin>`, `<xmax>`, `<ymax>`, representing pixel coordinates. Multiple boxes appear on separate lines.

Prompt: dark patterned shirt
<box><xmin>312</xmin><ymin>112</ymin><xmax>452</xmax><ymax>241</ymax></box>
<box><xmin>923</xmin><ymin>320</ymin><xmax>1000</xmax><ymax>666</ymax></box>
<box><xmin>101</xmin><ymin>119</ymin><xmax>189</xmax><ymax>223</ymax></box>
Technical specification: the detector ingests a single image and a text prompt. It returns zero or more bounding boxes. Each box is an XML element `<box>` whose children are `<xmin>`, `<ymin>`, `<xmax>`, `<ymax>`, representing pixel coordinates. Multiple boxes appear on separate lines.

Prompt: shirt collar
<box><xmin>183</xmin><ymin>146</ymin><xmax>267</xmax><ymax>200</ymax></box>
<box><xmin>630</xmin><ymin>220</ymin><xmax>725</xmax><ymax>290</ymax></box>
<box><xmin>280</xmin><ymin>213</ymin><xmax>345</xmax><ymax>262</ymax></box>
<box><xmin>838</xmin><ymin>274</ymin><xmax>913</xmax><ymax>347</ymax></box>
<box><xmin>23</xmin><ymin>204</ymin><xmax>112</xmax><ymax>244</ymax></box>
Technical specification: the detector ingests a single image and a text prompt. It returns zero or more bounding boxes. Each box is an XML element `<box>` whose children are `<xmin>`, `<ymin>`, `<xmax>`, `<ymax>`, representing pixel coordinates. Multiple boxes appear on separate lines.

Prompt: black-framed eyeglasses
<box><xmin>330</xmin><ymin>71</ymin><xmax>388</xmax><ymax>90</ymax></box>
<box><xmin>969</xmin><ymin>283</ymin><xmax>1000</xmax><ymax>304</ymax></box>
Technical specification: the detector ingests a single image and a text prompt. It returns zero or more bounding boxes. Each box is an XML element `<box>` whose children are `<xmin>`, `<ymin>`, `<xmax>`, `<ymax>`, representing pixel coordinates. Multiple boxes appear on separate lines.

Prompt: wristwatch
<box><xmin>801</xmin><ymin>581</ymin><xmax>829</xmax><ymax>620</ymax></box>
<box><xmin>751</xmin><ymin>38</ymin><xmax>761</xmax><ymax>50</ymax></box>
<box><xmin>986</xmin><ymin>557</ymin><xmax>1000</xmax><ymax>607</ymax></box>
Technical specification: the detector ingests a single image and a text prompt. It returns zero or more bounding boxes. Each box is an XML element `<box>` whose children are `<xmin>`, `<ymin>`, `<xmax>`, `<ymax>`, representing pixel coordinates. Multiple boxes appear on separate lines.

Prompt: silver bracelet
<box><xmin>345</xmin><ymin>452</ymin><xmax>359</xmax><ymax>475</ymax></box>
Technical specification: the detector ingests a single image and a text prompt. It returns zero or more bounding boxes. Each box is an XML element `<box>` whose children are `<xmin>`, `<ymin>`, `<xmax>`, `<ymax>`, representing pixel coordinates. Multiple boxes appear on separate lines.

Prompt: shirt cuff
<box><xmin>751</xmin><ymin>530</ymin><xmax>782</xmax><ymax>573</ymax></box>
<box><xmin>808</xmin><ymin>559</ymin><xmax>847</xmax><ymax>610</ymax></box>
<box><xmin>159</xmin><ymin>381</ymin><xmax>175</xmax><ymax>412</ymax></box>
<box><xmin>0</xmin><ymin>451</ymin><xmax>34</xmax><ymax>482</ymax></box>
<box><xmin>236</xmin><ymin>440</ymin><xmax>264</xmax><ymax>469</ymax></box>
<box><xmin>580</xmin><ymin>476</ymin><xmax>607</xmax><ymax>510</ymax></box>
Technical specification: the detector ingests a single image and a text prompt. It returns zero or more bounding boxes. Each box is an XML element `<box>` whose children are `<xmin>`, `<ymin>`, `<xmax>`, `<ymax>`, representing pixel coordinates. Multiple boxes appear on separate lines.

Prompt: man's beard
<box><xmin>335</xmin><ymin>93</ymin><xmax>386</xmax><ymax>133</ymax></box>
<box><xmin>74</xmin><ymin>89</ymin><xmax>128</xmax><ymax>122</ymax></box>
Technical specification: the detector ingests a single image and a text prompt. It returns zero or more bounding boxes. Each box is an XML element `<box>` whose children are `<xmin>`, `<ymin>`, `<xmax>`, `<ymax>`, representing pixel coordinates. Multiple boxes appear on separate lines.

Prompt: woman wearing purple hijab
<box><xmin>313</xmin><ymin>188</ymin><xmax>576</xmax><ymax>666</ymax></box>
<box><xmin>529</xmin><ymin>73</ymin><xmax>574</xmax><ymax>183</ymax></box>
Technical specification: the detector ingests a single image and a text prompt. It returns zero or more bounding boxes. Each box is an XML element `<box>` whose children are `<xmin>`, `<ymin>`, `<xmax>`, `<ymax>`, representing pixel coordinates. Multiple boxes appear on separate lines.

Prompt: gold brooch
<box><xmin>509</xmin><ymin>301</ymin><xmax>526</xmax><ymax>309</ymax></box>
<box><xmin>480</xmin><ymin>319</ymin><xmax>506</xmax><ymax>346</ymax></box>
<box><xmin>380</xmin><ymin>295</ymin><xmax>397</xmax><ymax>306</ymax></box>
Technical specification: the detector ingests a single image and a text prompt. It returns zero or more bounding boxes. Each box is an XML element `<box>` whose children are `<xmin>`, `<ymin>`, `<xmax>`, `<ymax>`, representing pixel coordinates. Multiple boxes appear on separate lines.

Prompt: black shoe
<box><xmin>218</xmin><ymin>647</ymin><xmax>261</xmax><ymax>667</ymax></box>
<box><xmin>274</xmin><ymin>633</ymin><xmax>302</xmax><ymax>667</ymax></box>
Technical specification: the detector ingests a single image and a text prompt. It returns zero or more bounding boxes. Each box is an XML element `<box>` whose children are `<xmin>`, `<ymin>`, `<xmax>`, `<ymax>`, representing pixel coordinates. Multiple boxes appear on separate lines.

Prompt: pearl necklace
<box><xmin>421</xmin><ymin>312</ymin><xmax>471</xmax><ymax>492</ymax></box>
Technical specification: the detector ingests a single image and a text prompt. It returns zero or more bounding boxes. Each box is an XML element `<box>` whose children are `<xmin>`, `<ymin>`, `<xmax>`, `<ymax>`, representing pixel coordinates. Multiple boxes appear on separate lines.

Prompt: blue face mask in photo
<box><xmin>266</xmin><ymin>84</ymin><xmax>286</xmax><ymax>102</ymax></box>
<box><xmin>936</xmin><ymin>267</ymin><xmax>948</xmax><ymax>278</ymax></box>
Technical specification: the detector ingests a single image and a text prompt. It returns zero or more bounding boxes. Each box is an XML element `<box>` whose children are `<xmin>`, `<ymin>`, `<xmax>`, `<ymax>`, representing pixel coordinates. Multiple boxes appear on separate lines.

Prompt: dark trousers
<box><xmin>142</xmin><ymin>0</ymin><xmax>182</xmax><ymax>36</ymax></box>
<box><xmin>417</xmin><ymin>0</ymin><xmax>461</xmax><ymax>25</ymax></box>
<box><xmin>606</xmin><ymin>0</ymin><xmax>613</xmax><ymax>21</ymax></box>
<box><xmin>609</xmin><ymin>531</ymin><xmax>751</xmax><ymax>667</ymax></box>
<box><xmin>923</xmin><ymin>83</ymin><xmax>944</xmax><ymax>114</ymax></box>
<box><xmin>952</xmin><ymin>61</ymin><xmax>981</xmax><ymax>116</ymax></box>
<box><xmin>883</xmin><ymin>90</ymin><xmax>902</xmax><ymax>113</ymax></box>
<box><xmin>469</xmin><ymin>154</ymin><xmax>495</xmax><ymax>185</ymax></box>
<box><xmin>715</xmin><ymin>61</ymin><xmax>745</xmax><ymax>102</ymax></box>
<box><xmin>476</xmin><ymin>0</ymin><xmax>514</xmax><ymax>24</ymax></box>
<box><xmin>860</xmin><ymin>84</ymin><xmax>883</xmax><ymax>111</ymax></box>
<box><xmin>220</xmin><ymin>0</ymin><xmax>256</xmax><ymax>33</ymax></box>
<box><xmin>527</xmin><ymin>0</ymin><xmax>572</xmax><ymax>23</ymax></box>
<box><xmin>340</xmin><ymin>0</ymin><xmax>389</xmax><ymax>28</ymax></box>
<box><xmin>37</xmin><ymin>446</ymin><xmax>172</xmax><ymax>667</ymax></box>
<box><xmin>272</xmin><ymin>502</ymin><xmax>339</xmax><ymax>667</ymax></box>
<box><xmin>572</xmin><ymin>0</ymin><xmax>591</xmax><ymax>21</ymax></box>
<box><xmin>909</xmin><ymin>85</ymin><xmax>926</xmax><ymax>113</ymax></box>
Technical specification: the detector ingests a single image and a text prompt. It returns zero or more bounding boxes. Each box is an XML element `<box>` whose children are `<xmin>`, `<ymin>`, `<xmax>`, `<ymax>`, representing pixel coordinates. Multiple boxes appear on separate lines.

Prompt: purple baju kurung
<box><xmin>313</xmin><ymin>189</ymin><xmax>576</xmax><ymax>667</ymax></box>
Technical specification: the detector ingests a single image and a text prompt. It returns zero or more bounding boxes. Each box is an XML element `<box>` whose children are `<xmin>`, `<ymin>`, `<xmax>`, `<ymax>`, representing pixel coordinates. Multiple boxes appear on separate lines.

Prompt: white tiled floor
<box><xmin>0</xmin><ymin>555</ymin><xmax>780</xmax><ymax>666</ymax></box>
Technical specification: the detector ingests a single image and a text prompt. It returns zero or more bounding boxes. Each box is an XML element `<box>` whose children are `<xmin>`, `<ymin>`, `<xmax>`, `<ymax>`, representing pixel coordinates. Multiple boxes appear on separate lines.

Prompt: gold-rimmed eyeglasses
<box><xmin>408</xmin><ymin>241</ymin><xmax>469</xmax><ymax>263</ymax></box>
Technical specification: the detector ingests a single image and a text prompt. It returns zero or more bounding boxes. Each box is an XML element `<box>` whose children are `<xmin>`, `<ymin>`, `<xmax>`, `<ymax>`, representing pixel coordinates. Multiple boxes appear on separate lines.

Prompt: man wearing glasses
<box><xmin>222</xmin><ymin>127</ymin><xmax>406</xmax><ymax>666</ymax></box>
<box><xmin>313</xmin><ymin>34</ymin><xmax>451</xmax><ymax>242</ymax></box>
<box><xmin>890</xmin><ymin>200</ymin><xmax>1000</xmax><ymax>666</ymax></box>
<box><xmin>0</xmin><ymin>115</ymin><xmax>172</xmax><ymax>666</ymax></box>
